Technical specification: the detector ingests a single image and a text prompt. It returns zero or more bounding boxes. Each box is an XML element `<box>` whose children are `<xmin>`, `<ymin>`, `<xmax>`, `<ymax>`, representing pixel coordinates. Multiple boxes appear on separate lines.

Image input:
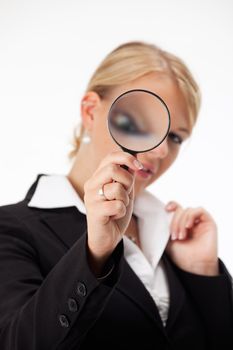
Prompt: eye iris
<box><xmin>117</xmin><ymin>115</ymin><xmax>128</xmax><ymax>124</ymax></box>
<box><xmin>169</xmin><ymin>132</ymin><xmax>182</xmax><ymax>144</ymax></box>
<box><xmin>114</xmin><ymin>114</ymin><xmax>138</xmax><ymax>133</ymax></box>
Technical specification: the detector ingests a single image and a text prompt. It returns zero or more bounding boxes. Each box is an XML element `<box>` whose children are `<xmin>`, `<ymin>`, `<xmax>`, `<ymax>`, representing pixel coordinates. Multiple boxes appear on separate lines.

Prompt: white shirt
<box><xmin>28</xmin><ymin>174</ymin><xmax>172</xmax><ymax>326</ymax></box>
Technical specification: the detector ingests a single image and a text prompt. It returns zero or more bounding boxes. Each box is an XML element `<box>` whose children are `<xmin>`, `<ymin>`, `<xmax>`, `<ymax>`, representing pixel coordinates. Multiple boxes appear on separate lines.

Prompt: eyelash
<box><xmin>168</xmin><ymin>132</ymin><xmax>183</xmax><ymax>145</ymax></box>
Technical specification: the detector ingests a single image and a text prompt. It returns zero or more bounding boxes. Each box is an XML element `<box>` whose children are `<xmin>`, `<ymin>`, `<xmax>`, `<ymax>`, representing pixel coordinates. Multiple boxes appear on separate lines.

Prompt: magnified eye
<box><xmin>110</xmin><ymin>111</ymin><xmax>146</xmax><ymax>135</ymax></box>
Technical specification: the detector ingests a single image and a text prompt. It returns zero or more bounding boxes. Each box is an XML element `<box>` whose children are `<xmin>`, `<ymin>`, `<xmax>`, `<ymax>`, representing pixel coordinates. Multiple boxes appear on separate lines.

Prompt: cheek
<box><xmin>159</xmin><ymin>158</ymin><xmax>174</xmax><ymax>175</ymax></box>
<box><xmin>91</xmin><ymin>120</ymin><xmax>120</xmax><ymax>157</ymax></box>
<box><xmin>161</xmin><ymin>148</ymin><xmax>180</xmax><ymax>172</ymax></box>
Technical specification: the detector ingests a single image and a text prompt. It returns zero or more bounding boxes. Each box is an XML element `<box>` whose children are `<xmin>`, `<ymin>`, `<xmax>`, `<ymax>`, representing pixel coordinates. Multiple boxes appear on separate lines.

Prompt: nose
<box><xmin>147</xmin><ymin>139</ymin><xmax>169</xmax><ymax>159</ymax></box>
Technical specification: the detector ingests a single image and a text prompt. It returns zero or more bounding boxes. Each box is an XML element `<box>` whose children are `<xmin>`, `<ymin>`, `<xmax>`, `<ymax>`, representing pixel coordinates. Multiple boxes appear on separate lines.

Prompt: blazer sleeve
<box><xmin>173</xmin><ymin>258</ymin><xmax>233</xmax><ymax>349</ymax></box>
<box><xmin>0</xmin><ymin>207</ymin><xmax>123</xmax><ymax>350</ymax></box>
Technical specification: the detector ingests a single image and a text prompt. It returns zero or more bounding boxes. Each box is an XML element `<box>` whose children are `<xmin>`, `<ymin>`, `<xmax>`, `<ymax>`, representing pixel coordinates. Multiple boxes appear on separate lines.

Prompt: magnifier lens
<box><xmin>108</xmin><ymin>89</ymin><xmax>170</xmax><ymax>153</ymax></box>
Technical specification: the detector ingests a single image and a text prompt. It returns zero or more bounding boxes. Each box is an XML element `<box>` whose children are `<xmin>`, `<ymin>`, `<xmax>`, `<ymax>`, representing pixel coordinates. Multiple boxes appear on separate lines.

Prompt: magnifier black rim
<box><xmin>107</xmin><ymin>88</ymin><xmax>171</xmax><ymax>154</ymax></box>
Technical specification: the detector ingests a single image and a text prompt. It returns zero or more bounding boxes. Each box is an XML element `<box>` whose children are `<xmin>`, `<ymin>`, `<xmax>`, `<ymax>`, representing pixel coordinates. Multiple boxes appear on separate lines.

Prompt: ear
<box><xmin>80</xmin><ymin>91</ymin><xmax>102</xmax><ymax>132</ymax></box>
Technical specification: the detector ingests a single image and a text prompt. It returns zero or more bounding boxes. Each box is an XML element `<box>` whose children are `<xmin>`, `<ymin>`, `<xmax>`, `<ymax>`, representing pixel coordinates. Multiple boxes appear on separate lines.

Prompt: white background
<box><xmin>0</xmin><ymin>0</ymin><xmax>233</xmax><ymax>272</ymax></box>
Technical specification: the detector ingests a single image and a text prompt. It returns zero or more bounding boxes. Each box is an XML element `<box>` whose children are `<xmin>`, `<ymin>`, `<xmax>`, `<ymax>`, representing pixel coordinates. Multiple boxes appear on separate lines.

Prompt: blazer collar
<box><xmin>25</xmin><ymin>174</ymin><xmax>87</xmax><ymax>248</ymax></box>
<box><xmin>116</xmin><ymin>259</ymin><xmax>167</xmax><ymax>335</ymax></box>
<box><xmin>163</xmin><ymin>254</ymin><xmax>186</xmax><ymax>332</ymax></box>
<box><xmin>115</xmin><ymin>254</ymin><xmax>186</xmax><ymax>335</ymax></box>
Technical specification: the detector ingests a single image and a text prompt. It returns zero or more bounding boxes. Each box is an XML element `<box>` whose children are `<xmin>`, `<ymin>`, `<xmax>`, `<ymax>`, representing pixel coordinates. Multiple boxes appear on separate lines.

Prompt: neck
<box><xmin>125</xmin><ymin>214</ymin><xmax>140</xmax><ymax>248</ymax></box>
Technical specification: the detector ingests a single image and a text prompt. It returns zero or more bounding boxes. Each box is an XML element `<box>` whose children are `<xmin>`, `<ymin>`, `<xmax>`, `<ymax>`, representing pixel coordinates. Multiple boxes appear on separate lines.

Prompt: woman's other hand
<box><xmin>84</xmin><ymin>151</ymin><xmax>143</xmax><ymax>276</ymax></box>
<box><xmin>165</xmin><ymin>201</ymin><xmax>219</xmax><ymax>276</ymax></box>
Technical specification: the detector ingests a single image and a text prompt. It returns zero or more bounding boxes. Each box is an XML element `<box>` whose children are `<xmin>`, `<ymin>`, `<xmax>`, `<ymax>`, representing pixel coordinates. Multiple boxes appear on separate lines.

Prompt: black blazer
<box><xmin>0</xmin><ymin>174</ymin><xmax>233</xmax><ymax>350</ymax></box>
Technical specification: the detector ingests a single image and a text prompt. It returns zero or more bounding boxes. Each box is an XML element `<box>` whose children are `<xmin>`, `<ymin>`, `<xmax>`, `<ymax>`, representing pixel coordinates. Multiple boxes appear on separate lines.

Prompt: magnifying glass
<box><xmin>108</xmin><ymin>89</ymin><xmax>171</xmax><ymax>166</ymax></box>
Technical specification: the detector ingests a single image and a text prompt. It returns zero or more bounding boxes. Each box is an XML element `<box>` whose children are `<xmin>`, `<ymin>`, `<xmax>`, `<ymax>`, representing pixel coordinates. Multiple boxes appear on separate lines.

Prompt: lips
<box><xmin>135</xmin><ymin>162</ymin><xmax>158</xmax><ymax>179</ymax></box>
<box><xmin>140</xmin><ymin>162</ymin><xmax>157</xmax><ymax>175</ymax></box>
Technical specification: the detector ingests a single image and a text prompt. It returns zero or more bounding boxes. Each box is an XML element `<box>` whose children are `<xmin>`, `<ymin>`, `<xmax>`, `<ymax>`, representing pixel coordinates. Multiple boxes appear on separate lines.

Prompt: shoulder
<box><xmin>0</xmin><ymin>173</ymin><xmax>44</xmax><ymax>226</ymax></box>
<box><xmin>0</xmin><ymin>174</ymin><xmax>51</xmax><ymax>239</ymax></box>
<box><xmin>0</xmin><ymin>200</ymin><xmax>36</xmax><ymax>220</ymax></box>
<box><xmin>0</xmin><ymin>201</ymin><xmax>44</xmax><ymax>248</ymax></box>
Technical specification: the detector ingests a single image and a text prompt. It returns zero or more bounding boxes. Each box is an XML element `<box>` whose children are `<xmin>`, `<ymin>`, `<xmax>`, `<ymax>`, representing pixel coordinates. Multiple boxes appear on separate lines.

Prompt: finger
<box><xmin>91</xmin><ymin>163</ymin><xmax>136</xmax><ymax>194</ymax></box>
<box><xmin>177</xmin><ymin>208</ymin><xmax>192</xmax><ymax>240</ymax></box>
<box><xmin>102</xmin><ymin>164</ymin><xmax>135</xmax><ymax>194</ymax></box>
<box><xmin>103</xmin><ymin>182</ymin><xmax>129</xmax><ymax>207</ymax></box>
<box><xmin>101</xmin><ymin>200</ymin><xmax>127</xmax><ymax>222</ymax></box>
<box><xmin>185</xmin><ymin>207</ymin><xmax>212</xmax><ymax>228</ymax></box>
<box><xmin>98</xmin><ymin>151</ymin><xmax>143</xmax><ymax>172</ymax></box>
<box><xmin>170</xmin><ymin>207</ymin><xmax>184</xmax><ymax>240</ymax></box>
<box><xmin>165</xmin><ymin>201</ymin><xmax>182</xmax><ymax>212</ymax></box>
<box><xmin>85</xmin><ymin>164</ymin><xmax>134</xmax><ymax>196</ymax></box>
<box><xmin>178</xmin><ymin>207</ymin><xmax>214</xmax><ymax>240</ymax></box>
<box><xmin>92</xmin><ymin>200</ymin><xmax>127</xmax><ymax>225</ymax></box>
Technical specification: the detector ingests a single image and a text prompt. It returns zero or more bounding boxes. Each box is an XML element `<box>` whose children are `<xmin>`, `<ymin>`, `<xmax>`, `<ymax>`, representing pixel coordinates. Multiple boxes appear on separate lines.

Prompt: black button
<box><xmin>77</xmin><ymin>282</ymin><xmax>87</xmax><ymax>297</ymax></box>
<box><xmin>68</xmin><ymin>298</ymin><xmax>79</xmax><ymax>312</ymax></box>
<box><xmin>58</xmin><ymin>314</ymin><xmax>70</xmax><ymax>328</ymax></box>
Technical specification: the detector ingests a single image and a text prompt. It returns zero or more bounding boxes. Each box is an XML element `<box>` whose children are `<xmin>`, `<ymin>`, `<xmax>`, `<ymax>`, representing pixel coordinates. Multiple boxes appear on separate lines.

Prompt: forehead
<box><xmin>111</xmin><ymin>72</ymin><xmax>189</xmax><ymax>131</ymax></box>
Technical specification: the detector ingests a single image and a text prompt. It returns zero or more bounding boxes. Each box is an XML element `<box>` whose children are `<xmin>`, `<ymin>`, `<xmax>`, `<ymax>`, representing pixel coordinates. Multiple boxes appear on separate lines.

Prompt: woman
<box><xmin>0</xmin><ymin>42</ymin><xmax>232</xmax><ymax>350</ymax></box>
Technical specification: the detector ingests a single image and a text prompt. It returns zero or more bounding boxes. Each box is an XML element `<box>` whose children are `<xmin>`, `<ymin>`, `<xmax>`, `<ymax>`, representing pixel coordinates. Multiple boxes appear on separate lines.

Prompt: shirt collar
<box><xmin>28</xmin><ymin>174</ymin><xmax>171</xmax><ymax>268</ymax></box>
<box><xmin>28</xmin><ymin>174</ymin><xmax>86</xmax><ymax>214</ymax></box>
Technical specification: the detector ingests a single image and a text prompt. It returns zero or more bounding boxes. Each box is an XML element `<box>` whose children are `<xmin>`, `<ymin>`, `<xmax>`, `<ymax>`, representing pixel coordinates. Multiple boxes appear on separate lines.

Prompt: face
<box><xmin>81</xmin><ymin>72</ymin><xmax>191</xmax><ymax>196</ymax></box>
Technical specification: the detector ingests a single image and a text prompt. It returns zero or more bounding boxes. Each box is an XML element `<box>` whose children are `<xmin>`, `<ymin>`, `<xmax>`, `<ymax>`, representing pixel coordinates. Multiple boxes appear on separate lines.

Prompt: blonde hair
<box><xmin>68</xmin><ymin>41</ymin><xmax>201</xmax><ymax>159</ymax></box>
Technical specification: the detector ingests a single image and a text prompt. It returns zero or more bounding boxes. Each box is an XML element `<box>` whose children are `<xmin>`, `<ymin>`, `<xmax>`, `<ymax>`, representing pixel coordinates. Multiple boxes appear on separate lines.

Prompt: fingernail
<box><xmin>178</xmin><ymin>232</ymin><xmax>184</xmax><ymax>240</ymax></box>
<box><xmin>133</xmin><ymin>159</ymin><xmax>143</xmax><ymax>170</ymax></box>
<box><xmin>171</xmin><ymin>233</ymin><xmax>177</xmax><ymax>240</ymax></box>
<box><xmin>166</xmin><ymin>203</ymin><xmax>173</xmax><ymax>210</ymax></box>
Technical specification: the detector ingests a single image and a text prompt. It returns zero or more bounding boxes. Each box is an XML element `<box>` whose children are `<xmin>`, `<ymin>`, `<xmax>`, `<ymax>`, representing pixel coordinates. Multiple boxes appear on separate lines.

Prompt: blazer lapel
<box><xmin>116</xmin><ymin>259</ymin><xmax>167</xmax><ymax>335</ymax></box>
<box><xmin>39</xmin><ymin>207</ymin><xmax>87</xmax><ymax>249</ymax></box>
<box><xmin>24</xmin><ymin>174</ymin><xmax>87</xmax><ymax>249</ymax></box>
<box><xmin>163</xmin><ymin>254</ymin><xmax>186</xmax><ymax>332</ymax></box>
